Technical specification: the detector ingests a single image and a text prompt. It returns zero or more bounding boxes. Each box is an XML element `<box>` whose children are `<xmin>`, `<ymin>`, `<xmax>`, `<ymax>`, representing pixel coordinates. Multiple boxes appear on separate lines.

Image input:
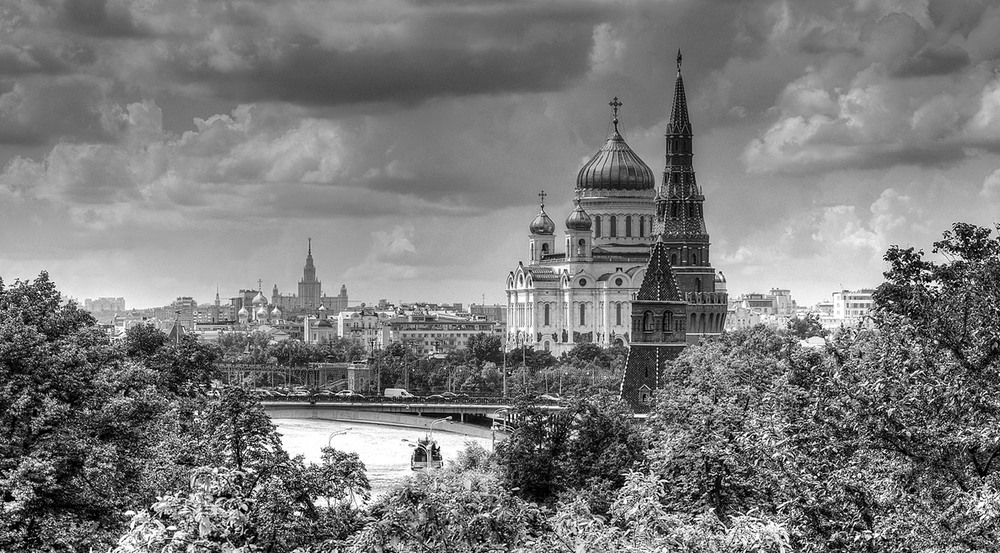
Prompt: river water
<box><xmin>273</xmin><ymin>419</ymin><xmax>494</xmax><ymax>497</ymax></box>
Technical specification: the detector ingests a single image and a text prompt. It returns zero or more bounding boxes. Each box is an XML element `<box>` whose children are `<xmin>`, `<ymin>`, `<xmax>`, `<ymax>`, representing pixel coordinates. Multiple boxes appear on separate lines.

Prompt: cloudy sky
<box><xmin>2</xmin><ymin>0</ymin><xmax>1000</xmax><ymax>309</ymax></box>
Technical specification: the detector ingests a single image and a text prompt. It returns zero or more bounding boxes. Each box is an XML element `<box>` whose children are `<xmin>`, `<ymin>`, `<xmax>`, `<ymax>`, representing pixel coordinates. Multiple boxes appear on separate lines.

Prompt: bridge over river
<box><xmin>261</xmin><ymin>399</ymin><xmax>541</xmax><ymax>439</ymax></box>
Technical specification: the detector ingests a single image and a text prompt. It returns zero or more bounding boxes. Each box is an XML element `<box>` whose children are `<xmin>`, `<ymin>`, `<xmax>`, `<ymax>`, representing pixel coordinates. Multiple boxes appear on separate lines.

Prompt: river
<box><xmin>273</xmin><ymin>419</ymin><xmax>494</xmax><ymax>498</ymax></box>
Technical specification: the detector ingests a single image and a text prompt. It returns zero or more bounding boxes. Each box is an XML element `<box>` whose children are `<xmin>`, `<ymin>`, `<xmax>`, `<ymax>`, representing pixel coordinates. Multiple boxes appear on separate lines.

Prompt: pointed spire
<box><xmin>308</xmin><ymin>237</ymin><xmax>312</xmax><ymax>256</ymax></box>
<box><xmin>667</xmin><ymin>53</ymin><xmax>691</xmax><ymax>135</ymax></box>
<box><xmin>636</xmin><ymin>240</ymin><xmax>681</xmax><ymax>302</ymax></box>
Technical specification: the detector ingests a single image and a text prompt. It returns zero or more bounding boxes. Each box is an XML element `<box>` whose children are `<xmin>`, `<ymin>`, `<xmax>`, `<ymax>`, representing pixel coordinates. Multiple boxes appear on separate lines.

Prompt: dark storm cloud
<box><xmin>893</xmin><ymin>43</ymin><xmax>970</xmax><ymax>78</ymax></box>
<box><xmin>56</xmin><ymin>0</ymin><xmax>150</xmax><ymax>38</ymax></box>
<box><xmin>798</xmin><ymin>26</ymin><xmax>862</xmax><ymax>56</ymax></box>
<box><xmin>0</xmin><ymin>76</ymin><xmax>120</xmax><ymax>146</ymax></box>
<box><xmin>174</xmin><ymin>32</ymin><xmax>595</xmax><ymax>105</ymax></box>
<box><xmin>163</xmin><ymin>2</ymin><xmax>609</xmax><ymax>106</ymax></box>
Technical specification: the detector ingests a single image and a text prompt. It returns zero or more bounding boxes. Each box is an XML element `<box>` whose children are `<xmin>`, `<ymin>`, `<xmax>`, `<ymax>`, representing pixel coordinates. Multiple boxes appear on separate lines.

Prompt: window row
<box><xmin>593</xmin><ymin>214</ymin><xmax>652</xmax><ymax>238</ymax></box>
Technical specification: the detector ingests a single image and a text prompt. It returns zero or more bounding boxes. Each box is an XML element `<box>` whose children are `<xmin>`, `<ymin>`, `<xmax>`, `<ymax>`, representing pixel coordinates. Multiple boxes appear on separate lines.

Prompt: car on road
<box><xmin>539</xmin><ymin>393</ymin><xmax>562</xmax><ymax>402</ymax></box>
<box><xmin>334</xmin><ymin>390</ymin><xmax>366</xmax><ymax>399</ymax></box>
<box><xmin>424</xmin><ymin>394</ymin><xmax>449</xmax><ymax>402</ymax></box>
<box><xmin>440</xmin><ymin>391</ymin><xmax>468</xmax><ymax>400</ymax></box>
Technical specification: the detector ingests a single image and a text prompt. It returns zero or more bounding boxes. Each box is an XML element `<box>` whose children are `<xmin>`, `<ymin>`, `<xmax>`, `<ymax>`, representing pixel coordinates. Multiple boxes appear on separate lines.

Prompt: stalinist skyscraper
<box><xmin>298</xmin><ymin>238</ymin><xmax>321</xmax><ymax>310</ymax></box>
<box><xmin>270</xmin><ymin>239</ymin><xmax>350</xmax><ymax>317</ymax></box>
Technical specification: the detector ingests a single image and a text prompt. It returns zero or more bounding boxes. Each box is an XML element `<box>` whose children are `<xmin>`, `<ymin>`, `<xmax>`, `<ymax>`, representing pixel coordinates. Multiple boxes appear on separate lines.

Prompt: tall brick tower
<box><xmin>619</xmin><ymin>236</ymin><xmax>689</xmax><ymax>410</ymax></box>
<box><xmin>620</xmin><ymin>51</ymin><xmax>727</xmax><ymax>411</ymax></box>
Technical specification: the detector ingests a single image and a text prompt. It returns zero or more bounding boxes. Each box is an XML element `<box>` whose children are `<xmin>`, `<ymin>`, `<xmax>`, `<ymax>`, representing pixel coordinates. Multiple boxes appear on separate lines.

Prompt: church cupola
<box><xmin>528</xmin><ymin>190</ymin><xmax>556</xmax><ymax>264</ymax></box>
<box><xmin>565</xmin><ymin>197</ymin><xmax>593</xmax><ymax>261</ymax></box>
<box><xmin>576</xmin><ymin>97</ymin><xmax>655</xmax><ymax>193</ymax></box>
<box><xmin>565</xmin><ymin>198</ymin><xmax>592</xmax><ymax>231</ymax></box>
<box><xmin>529</xmin><ymin>192</ymin><xmax>556</xmax><ymax>235</ymax></box>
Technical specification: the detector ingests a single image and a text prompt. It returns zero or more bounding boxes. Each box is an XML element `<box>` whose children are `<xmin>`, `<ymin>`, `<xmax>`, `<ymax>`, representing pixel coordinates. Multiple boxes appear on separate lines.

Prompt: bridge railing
<box><xmin>261</xmin><ymin>394</ymin><xmax>515</xmax><ymax>405</ymax></box>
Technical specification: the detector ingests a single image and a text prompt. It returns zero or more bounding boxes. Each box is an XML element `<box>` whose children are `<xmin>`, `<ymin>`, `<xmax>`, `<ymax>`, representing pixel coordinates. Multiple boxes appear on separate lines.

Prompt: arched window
<box><xmin>625</xmin><ymin>215</ymin><xmax>632</xmax><ymax>237</ymax></box>
<box><xmin>541</xmin><ymin>243</ymin><xmax>549</xmax><ymax>254</ymax></box>
<box><xmin>615</xmin><ymin>303</ymin><xmax>622</xmax><ymax>326</ymax></box>
<box><xmin>691</xmin><ymin>253</ymin><xmax>698</xmax><ymax>265</ymax></box>
<box><xmin>594</xmin><ymin>215</ymin><xmax>602</xmax><ymax>237</ymax></box>
<box><xmin>643</xmin><ymin>310</ymin><xmax>654</xmax><ymax>331</ymax></box>
<box><xmin>544</xmin><ymin>341</ymin><xmax>550</xmax><ymax>351</ymax></box>
<box><xmin>580</xmin><ymin>304</ymin><xmax>586</xmax><ymax>326</ymax></box>
<box><xmin>695</xmin><ymin>278</ymin><xmax>702</xmax><ymax>293</ymax></box>
<box><xmin>663</xmin><ymin>311</ymin><xmax>673</xmax><ymax>332</ymax></box>
<box><xmin>639</xmin><ymin>215</ymin><xmax>645</xmax><ymax>237</ymax></box>
<box><xmin>543</xmin><ymin>304</ymin><xmax>550</xmax><ymax>326</ymax></box>
<box><xmin>671</xmin><ymin>254</ymin><xmax>678</xmax><ymax>266</ymax></box>
<box><xmin>690</xmin><ymin>313</ymin><xmax>696</xmax><ymax>330</ymax></box>
<box><xmin>577</xmin><ymin>238</ymin><xmax>586</xmax><ymax>256</ymax></box>
<box><xmin>610</xmin><ymin>216</ymin><xmax>617</xmax><ymax>237</ymax></box>
<box><xmin>700</xmin><ymin>313</ymin><xmax>707</xmax><ymax>333</ymax></box>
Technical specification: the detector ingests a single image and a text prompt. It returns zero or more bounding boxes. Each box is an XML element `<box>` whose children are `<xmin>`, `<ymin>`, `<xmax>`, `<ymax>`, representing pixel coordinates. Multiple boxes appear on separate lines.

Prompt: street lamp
<box><xmin>327</xmin><ymin>427</ymin><xmax>353</xmax><ymax>448</ymax></box>
<box><xmin>491</xmin><ymin>409</ymin><xmax>508</xmax><ymax>452</ymax></box>
<box><xmin>429</xmin><ymin>416</ymin><xmax>451</xmax><ymax>442</ymax></box>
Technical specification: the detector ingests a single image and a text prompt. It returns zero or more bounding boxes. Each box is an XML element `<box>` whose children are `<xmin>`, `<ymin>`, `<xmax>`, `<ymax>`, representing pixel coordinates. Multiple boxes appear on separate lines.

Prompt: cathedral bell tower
<box><xmin>528</xmin><ymin>190</ymin><xmax>556</xmax><ymax>264</ymax></box>
<box><xmin>564</xmin><ymin>196</ymin><xmax>593</xmax><ymax>262</ymax></box>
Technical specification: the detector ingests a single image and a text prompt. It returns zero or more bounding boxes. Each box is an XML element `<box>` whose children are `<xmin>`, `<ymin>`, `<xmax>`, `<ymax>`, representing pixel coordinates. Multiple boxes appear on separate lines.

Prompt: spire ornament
<box><xmin>609</xmin><ymin>96</ymin><xmax>622</xmax><ymax>133</ymax></box>
<box><xmin>676</xmin><ymin>49</ymin><xmax>682</xmax><ymax>74</ymax></box>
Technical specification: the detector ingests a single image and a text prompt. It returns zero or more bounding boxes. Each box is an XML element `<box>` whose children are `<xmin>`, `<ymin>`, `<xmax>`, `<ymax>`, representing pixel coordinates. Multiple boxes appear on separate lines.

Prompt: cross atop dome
<box><xmin>609</xmin><ymin>96</ymin><xmax>622</xmax><ymax>132</ymax></box>
<box><xmin>538</xmin><ymin>189</ymin><xmax>547</xmax><ymax>208</ymax></box>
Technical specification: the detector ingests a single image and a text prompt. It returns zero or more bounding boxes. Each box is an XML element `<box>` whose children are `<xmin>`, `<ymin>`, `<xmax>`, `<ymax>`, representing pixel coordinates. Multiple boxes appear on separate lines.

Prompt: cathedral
<box><xmin>505</xmin><ymin>53</ymin><xmax>727</xmax><ymax>371</ymax></box>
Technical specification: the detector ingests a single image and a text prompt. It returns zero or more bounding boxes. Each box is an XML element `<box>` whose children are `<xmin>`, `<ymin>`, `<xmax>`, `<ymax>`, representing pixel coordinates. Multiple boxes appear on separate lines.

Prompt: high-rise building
<box><xmin>271</xmin><ymin>240</ymin><xmax>349</xmax><ymax>317</ymax></box>
<box><xmin>506</xmin><ymin>52</ymin><xmax>726</xmax><ymax>359</ymax></box>
<box><xmin>298</xmin><ymin>238</ymin><xmax>321</xmax><ymax>310</ymax></box>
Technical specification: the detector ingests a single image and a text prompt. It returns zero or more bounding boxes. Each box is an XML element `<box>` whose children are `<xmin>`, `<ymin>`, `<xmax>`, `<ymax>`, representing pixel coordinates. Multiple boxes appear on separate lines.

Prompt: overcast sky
<box><xmin>2</xmin><ymin>0</ymin><xmax>1000</xmax><ymax>309</ymax></box>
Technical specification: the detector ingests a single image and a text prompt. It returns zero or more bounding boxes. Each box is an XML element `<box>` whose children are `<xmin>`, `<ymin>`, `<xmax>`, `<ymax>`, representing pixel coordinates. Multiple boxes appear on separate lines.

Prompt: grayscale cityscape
<box><xmin>3</xmin><ymin>1</ymin><xmax>1000</xmax><ymax>551</ymax></box>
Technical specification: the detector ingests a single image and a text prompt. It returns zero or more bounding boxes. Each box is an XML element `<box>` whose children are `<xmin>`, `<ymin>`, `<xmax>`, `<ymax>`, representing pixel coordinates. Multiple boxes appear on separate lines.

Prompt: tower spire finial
<box><xmin>538</xmin><ymin>189</ymin><xmax>547</xmax><ymax>209</ymax></box>
<box><xmin>308</xmin><ymin>237</ymin><xmax>312</xmax><ymax>256</ymax></box>
<box><xmin>609</xmin><ymin>96</ymin><xmax>622</xmax><ymax>133</ymax></box>
<box><xmin>676</xmin><ymin>49</ymin><xmax>682</xmax><ymax>74</ymax></box>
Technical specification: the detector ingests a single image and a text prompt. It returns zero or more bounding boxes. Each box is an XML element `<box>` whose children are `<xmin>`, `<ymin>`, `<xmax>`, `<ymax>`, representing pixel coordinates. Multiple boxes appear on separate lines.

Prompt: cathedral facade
<box><xmin>506</xmin><ymin>54</ymin><xmax>726</xmax><ymax>359</ymax></box>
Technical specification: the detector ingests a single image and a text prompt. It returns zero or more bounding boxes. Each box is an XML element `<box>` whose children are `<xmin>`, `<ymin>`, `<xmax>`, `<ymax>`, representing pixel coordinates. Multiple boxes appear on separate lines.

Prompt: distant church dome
<box><xmin>256</xmin><ymin>305</ymin><xmax>268</xmax><ymax>319</ymax></box>
<box><xmin>576</xmin><ymin>99</ymin><xmax>655</xmax><ymax>192</ymax></box>
<box><xmin>714</xmin><ymin>271</ymin><xmax>726</xmax><ymax>284</ymax></box>
<box><xmin>565</xmin><ymin>199</ymin><xmax>592</xmax><ymax>231</ymax></box>
<box><xmin>271</xmin><ymin>306</ymin><xmax>282</xmax><ymax>318</ymax></box>
<box><xmin>252</xmin><ymin>291</ymin><xmax>266</xmax><ymax>306</ymax></box>
<box><xmin>529</xmin><ymin>203</ymin><xmax>555</xmax><ymax>235</ymax></box>
<box><xmin>318</xmin><ymin>304</ymin><xmax>327</xmax><ymax>311</ymax></box>
<box><xmin>238</xmin><ymin>305</ymin><xmax>249</xmax><ymax>318</ymax></box>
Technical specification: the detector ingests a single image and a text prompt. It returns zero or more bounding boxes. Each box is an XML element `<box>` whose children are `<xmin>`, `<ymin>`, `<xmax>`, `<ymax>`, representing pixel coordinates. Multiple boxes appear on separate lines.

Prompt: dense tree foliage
<box><xmin>785</xmin><ymin>312</ymin><xmax>827</xmax><ymax>339</ymax></box>
<box><xmin>496</xmin><ymin>392</ymin><xmax>645</xmax><ymax>512</ymax></box>
<box><xmin>0</xmin><ymin>273</ymin><xmax>174</xmax><ymax>550</ymax></box>
<box><xmin>12</xmin><ymin>221</ymin><xmax>1000</xmax><ymax>552</ymax></box>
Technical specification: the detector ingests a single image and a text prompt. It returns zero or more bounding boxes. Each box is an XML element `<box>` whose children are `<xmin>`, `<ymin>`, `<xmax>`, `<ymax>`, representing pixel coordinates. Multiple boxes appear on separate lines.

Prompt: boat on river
<box><xmin>410</xmin><ymin>435</ymin><xmax>443</xmax><ymax>470</ymax></box>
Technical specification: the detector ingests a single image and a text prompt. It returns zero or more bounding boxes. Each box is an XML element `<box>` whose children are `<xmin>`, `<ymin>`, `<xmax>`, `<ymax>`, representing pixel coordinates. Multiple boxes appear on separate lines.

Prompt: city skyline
<box><xmin>3</xmin><ymin>1</ymin><xmax>1000</xmax><ymax>308</ymax></box>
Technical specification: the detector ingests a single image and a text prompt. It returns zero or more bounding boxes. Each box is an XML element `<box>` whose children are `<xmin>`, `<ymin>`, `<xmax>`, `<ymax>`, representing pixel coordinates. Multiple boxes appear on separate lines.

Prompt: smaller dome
<box><xmin>256</xmin><ymin>305</ymin><xmax>268</xmax><ymax>317</ymax></box>
<box><xmin>238</xmin><ymin>306</ymin><xmax>249</xmax><ymax>317</ymax></box>
<box><xmin>714</xmin><ymin>271</ymin><xmax>726</xmax><ymax>283</ymax></box>
<box><xmin>271</xmin><ymin>306</ymin><xmax>282</xmax><ymax>317</ymax></box>
<box><xmin>318</xmin><ymin>304</ymin><xmax>327</xmax><ymax>312</ymax></box>
<box><xmin>530</xmin><ymin>207</ymin><xmax>555</xmax><ymax>235</ymax></box>
<box><xmin>565</xmin><ymin>199</ymin><xmax>592</xmax><ymax>231</ymax></box>
<box><xmin>252</xmin><ymin>292</ymin><xmax>266</xmax><ymax>306</ymax></box>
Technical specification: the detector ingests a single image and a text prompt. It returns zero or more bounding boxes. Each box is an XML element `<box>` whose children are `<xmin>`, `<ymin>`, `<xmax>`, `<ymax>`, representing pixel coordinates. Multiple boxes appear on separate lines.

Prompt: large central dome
<box><xmin>576</xmin><ymin>128</ymin><xmax>655</xmax><ymax>192</ymax></box>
